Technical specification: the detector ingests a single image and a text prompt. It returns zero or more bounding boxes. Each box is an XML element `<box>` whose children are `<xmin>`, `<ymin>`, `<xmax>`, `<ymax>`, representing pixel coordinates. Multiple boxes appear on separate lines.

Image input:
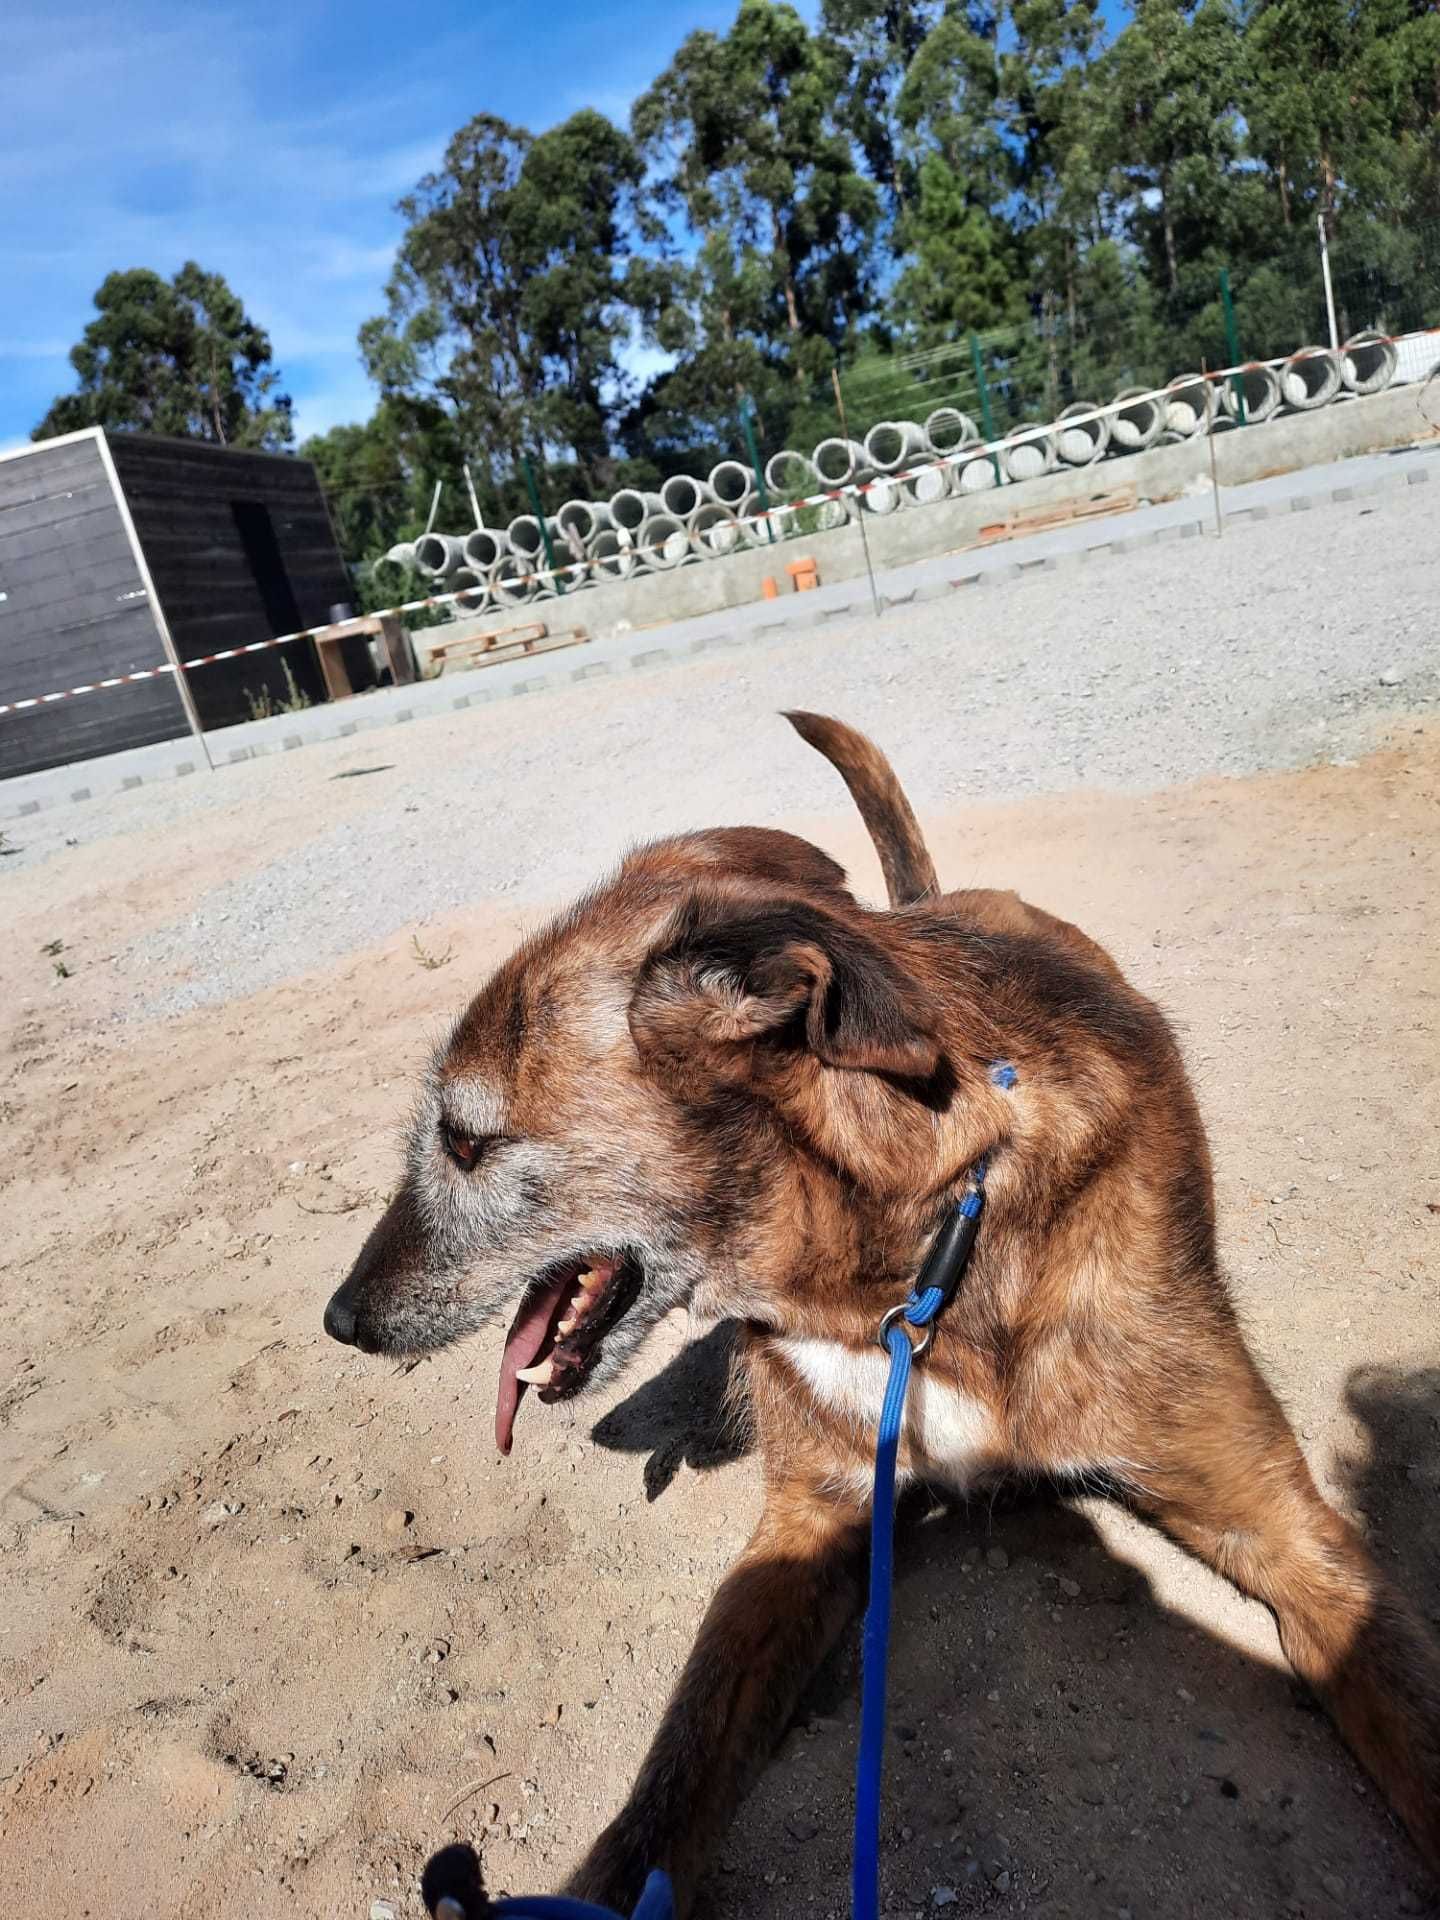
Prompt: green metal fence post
<box><xmin>519</xmin><ymin>452</ymin><xmax>565</xmax><ymax>593</ymax></box>
<box><xmin>1219</xmin><ymin>268</ymin><xmax>1247</xmax><ymax>426</ymax></box>
<box><xmin>739</xmin><ymin>396</ymin><xmax>775</xmax><ymax>544</ymax></box>
<box><xmin>969</xmin><ymin>332</ymin><xmax>1003</xmax><ymax>484</ymax></box>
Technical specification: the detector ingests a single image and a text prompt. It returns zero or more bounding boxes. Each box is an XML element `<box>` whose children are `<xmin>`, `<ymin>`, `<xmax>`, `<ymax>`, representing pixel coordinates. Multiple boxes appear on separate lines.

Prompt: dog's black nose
<box><xmin>324</xmin><ymin>1292</ymin><xmax>359</xmax><ymax>1346</ymax></box>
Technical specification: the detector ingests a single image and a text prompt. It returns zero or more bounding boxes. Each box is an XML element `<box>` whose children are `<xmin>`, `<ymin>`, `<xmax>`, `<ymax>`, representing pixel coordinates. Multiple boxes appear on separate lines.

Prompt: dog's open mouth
<box><xmin>495</xmin><ymin>1252</ymin><xmax>643</xmax><ymax>1454</ymax></box>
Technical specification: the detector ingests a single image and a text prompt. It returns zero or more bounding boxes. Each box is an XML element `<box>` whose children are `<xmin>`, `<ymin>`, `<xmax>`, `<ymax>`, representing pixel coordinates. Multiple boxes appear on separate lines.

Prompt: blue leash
<box><xmin>478</xmin><ymin>1062</ymin><xmax>1014</xmax><ymax>1920</ymax></box>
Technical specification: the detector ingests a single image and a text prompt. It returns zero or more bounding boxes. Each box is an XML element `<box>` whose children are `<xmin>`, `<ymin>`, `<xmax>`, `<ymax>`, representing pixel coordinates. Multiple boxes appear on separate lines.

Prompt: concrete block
<box><xmin>1331</xmin><ymin>486</ymin><xmax>1355</xmax><ymax>503</ymax></box>
<box><xmin>913</xmin><ymin>580</ymin><xmax>956</xmax><ymax>603</ymax></box>
<box><xmin>339</xmin><ymin>722</ymin><xmax>357</xmax><ymax>737</ymax></box>
<box><xmin>572</xmin><ymin>662</ymin><xmax>611</xmax><ymax>680</ymax></box>
<box><xmin>511</xmin><ymin>677</ymin><xmax>551</xmax><ymax>696</ymax></box>
<box><xmin>1407</xmin><ymin>466</ymin><xmax>1431</xmax><ymax>485</ymax></box>
<box><xmin>284</xmin><ymin>735</ymin><xmax>304</xmax><ymax>751</ymax></box>
<box><xmin>394</xmin><ymin>708</ymin><xmax>414</xmax><ymax>722</ymax></box>
<box><xmin>1017</xmin><ymin>555</ymin><xmax>1058</xmax><ymax>573</ymax></box>
<box><xmin>690</xmin><ymin>632</ymin><xmax>743</xmax><ymax>653</ymax></box>
<box><xmin>20</xmin><ymin>800</ymin><xmax>40</xmax><ymax>815</ymax></box>
<box><xmin>70</xmin><ymin>787</ymin><xmax>92</xmax><ymax>803</ymax></box>
<box><xmin>122</xmin><ymin>776</ymin><xmax>143</xmax><ymax>789</ymax></box>
<box><xmin>451</xmin><ymin>695</ymin><xmax>471</xmax><ymax>710</ymax></box>
<box><xmin>631</xmin><ymin>649</ymin><xmax>673</xmax><ymax>669</ymax></box>
<box><xmin>1289</xmin><ymin>495</ymin><xmax>1314</xmax><ymax>512</ymax></box>
<box><xmin>176</xmin><ymin>762</ymin><xmax>196</xmax><ymax>777</ymax></box>
<box><xmin>227</xmin><ymin>749</ymin><xmax>251</xmax><ymax>764</ymax></box>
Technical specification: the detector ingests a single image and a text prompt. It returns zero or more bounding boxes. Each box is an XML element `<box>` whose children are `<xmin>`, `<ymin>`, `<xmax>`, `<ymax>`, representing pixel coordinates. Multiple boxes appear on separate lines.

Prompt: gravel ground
<box><xmin>7</xmin><ymin>480</ymin><xmax>1436</xmax><ymax>1020</ymax></box>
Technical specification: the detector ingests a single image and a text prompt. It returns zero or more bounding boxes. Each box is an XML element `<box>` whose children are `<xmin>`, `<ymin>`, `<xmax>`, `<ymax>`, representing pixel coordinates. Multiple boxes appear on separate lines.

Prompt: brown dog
<box><xmin>324</xmin><ymin>713</ymin><xmax>1440</xmax><ymax>1908</ymax></box>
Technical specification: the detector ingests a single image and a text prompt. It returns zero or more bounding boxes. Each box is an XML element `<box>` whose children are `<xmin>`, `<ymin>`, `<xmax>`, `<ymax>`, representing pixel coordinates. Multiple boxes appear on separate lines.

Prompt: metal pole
<box><xmin>519</xmin><ymin>453</ymin><xmax>565</xmax><ymax>595</ymax></box>
<box><xmin>1219</xmin><ymin>268</ymin><xmax>1247</xmax><ymax>425</ymax></box>
<box><xmin>463</xmin><ymin>463</ymin><xmax>484</xmax><ymax>531</ymax></box>
<box><xmin>1201</xmin><ymin>357</ymin><xmax>1223</xmax><ymax>540</ymax></box>
<box><xmin>739</xmin><ymin>397</ymin><xmax>775</xmax><ymax>545</ymax></box>
<box><xmin>423</xmin><ymin>479</ymin><xmax>443</xmax><ymax>535</ymax></box>
<box><xmin>1317</xmin><ymin>213</ymin><xmax>1339</xmax><ymax>352</ymax></box>
<box><xmin>969</xmin><ymin>332</ymin><xmax>1003</xmax><ymax>484</ymax></box>
<box><xmin>831</xmin><ymin>367</ymin><xmax>882</xmax><ymax>619</ymax></box>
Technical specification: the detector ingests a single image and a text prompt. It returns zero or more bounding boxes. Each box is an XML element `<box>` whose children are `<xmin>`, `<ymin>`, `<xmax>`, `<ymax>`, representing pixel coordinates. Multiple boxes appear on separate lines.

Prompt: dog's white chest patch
<box><xmin>777</xmin><ymin>1337</ymin><xmax>999</xmax><ymax>1488</ymax></box>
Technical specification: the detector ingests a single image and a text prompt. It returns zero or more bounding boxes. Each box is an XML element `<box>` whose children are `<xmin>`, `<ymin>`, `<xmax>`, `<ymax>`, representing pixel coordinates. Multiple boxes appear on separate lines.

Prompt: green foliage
<box><xmin>35</xmin><ymin>263</ymin><xmax>292</xmax><ymax>449</ymax></box>
<box><xmin>49</xmin><ymin>3</ymin><xmax>1431</xmax><ymax>588</ymax></box>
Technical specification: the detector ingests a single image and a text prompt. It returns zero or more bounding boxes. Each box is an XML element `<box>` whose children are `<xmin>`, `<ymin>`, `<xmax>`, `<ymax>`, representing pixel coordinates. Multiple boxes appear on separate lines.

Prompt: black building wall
<box><xmin>106</xmin><ymin>435</ymin><xmax>371</xmax><ymax>731</ymax></box>
<box><xmin>0</xmin><ymin>434</ymin><xmax>189</xmax><ymax>780</ymax></box>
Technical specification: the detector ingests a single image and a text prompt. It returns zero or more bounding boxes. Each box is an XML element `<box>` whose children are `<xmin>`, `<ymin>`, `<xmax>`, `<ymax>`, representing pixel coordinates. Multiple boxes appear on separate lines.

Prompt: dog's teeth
<box><xmin>515</xmin><ymin>1360</ymin><xmax>556</xmax><ymax>1386</ymax></box>
<box><xmin>556</xmin><ymin>1314</ymin><xmax>579</xmax><ymax>1337</ymax></box>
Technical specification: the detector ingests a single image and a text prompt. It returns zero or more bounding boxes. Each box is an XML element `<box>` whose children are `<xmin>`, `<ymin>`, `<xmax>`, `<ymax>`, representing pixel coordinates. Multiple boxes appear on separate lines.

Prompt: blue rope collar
<box><xmin>473</xmin><ymin>1060</ymin><xmax>1017</xmax><ymax>1920</ymax></box>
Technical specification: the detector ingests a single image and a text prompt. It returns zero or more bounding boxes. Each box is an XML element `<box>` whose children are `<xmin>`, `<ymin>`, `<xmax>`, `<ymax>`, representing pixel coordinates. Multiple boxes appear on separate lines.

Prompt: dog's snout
<box><xmin>324</xmin><ymin>1290</ymin><xmax>359</xmax><ymax>1346</ymax></box>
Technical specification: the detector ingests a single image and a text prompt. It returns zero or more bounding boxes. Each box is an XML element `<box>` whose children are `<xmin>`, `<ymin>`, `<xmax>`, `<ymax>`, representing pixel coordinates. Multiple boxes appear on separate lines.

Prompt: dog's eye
<box><xmin>441</xmin><ymin>1124</ymin><xmax>496</xmax><ymax>1172</ymax></box>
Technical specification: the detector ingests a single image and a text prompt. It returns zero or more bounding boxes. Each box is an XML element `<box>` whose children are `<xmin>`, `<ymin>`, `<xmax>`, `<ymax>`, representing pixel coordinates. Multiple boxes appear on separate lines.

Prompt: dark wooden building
<box><xmin>0</xmin><ymin>428</ymin><xmax>373</xmax><ymax>780</ymax></box>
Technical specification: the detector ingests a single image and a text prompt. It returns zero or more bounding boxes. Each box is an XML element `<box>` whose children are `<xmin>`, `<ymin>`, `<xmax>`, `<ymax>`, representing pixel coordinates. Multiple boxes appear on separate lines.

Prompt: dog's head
<box><xmin>323</xmin><ymin>826</ymin><xmax>954</xmax><ymax>1453</ymax></box>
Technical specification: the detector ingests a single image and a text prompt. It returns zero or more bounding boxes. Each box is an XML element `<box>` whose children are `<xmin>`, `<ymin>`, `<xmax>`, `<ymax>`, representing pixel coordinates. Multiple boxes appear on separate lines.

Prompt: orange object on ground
<box><xmin>761</xmin><ymin>576</ymin><xmax>780</xmax><ymax>600</ymax></box>
<box><xmin>786</xmin><ymin>556</ymin><xmax>820</xmax><ymax>592</ymax></box>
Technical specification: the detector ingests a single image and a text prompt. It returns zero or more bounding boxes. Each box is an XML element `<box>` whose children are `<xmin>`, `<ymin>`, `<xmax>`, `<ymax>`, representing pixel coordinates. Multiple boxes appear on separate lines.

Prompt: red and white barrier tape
<box><xmin>4</xmin><ymin>329</ymin><xmax>1436</xmax><ymax>723</ymax></box>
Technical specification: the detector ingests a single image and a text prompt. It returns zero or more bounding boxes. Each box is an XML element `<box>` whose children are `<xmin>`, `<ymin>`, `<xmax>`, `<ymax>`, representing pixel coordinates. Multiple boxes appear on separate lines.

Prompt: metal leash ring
<box><xmin>876</xmin><ymin>1300</ymin><xmax>935</xmax><ymax>1361</ymax></box>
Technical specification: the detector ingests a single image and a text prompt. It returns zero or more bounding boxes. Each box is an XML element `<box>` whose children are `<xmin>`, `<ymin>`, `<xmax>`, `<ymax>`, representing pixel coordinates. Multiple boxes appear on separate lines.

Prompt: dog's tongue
<box><xmin>495</xmin><ymin>1269</ymin><xmax>573</xmax><ymax>1455</ymax></box>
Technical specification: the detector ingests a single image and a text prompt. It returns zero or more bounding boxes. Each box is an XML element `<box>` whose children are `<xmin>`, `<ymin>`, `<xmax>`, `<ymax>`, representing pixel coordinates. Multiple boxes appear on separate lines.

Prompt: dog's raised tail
<box><xmin>784</xmin><ymin>710</ymin><xmax>939</xmax><ymax>908</ymax></box>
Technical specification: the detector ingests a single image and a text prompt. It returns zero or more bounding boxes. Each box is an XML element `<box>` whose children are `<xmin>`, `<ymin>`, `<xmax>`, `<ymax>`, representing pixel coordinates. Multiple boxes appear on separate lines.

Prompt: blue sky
<box><xmin>2</xmin><ymin>0</ymin><xmax>818</xmax><ymax>453</ymax></box>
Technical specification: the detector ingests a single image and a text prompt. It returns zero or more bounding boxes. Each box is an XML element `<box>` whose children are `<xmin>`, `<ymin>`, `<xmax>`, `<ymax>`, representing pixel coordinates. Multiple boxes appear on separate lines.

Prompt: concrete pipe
<box><xmin>557</xmin><ymin>498</ymin><xmax>611</xmax><ymax>545</ymax></box>
<box><xmin>923</xmin><ymin>407</ymin><xmax>978</xmax><ymax>455</ymax></box>
<box><xmin>1055</xmin><ymin>401</ymin><xmax>1110</xmax><ymax>466</ymax></box>
<box><xmin>463</xmin><ymin>527</ymin><xmax>508</xmax><ymax>572</ymax></box>
<box><xmin>689</xmin><ymin>501</ymin><xmax>744</xmax><ymax>557</ymax></box>
<box><xmin>764</xmin><ymin>449</ymin><xmax>816</xmax><ymax>497</ymax></box>
<box><xmin>1163</xmin><ymin>374</ymin><xmax>1214</xmax><ymax>439</ymax></box>
<box><xmin>414</xmin><ymin>532</ymin><xmax>468</xmax><ymax>578</ymax></box>
<box><xmin>638</xmin><ymin>511</ymin><xmax>689</xmax><ymax>571</ymax></box>
<box><xmin>863</xmin><ymin>420</ymin><xmax>926</xmax><ymax>473</ymax></box>
<box><xmin>708</xmin><ymin>460</ymin><xmax>753</xmax><ymax>507</ymax></box>
<box><xmin>906</xmin><ymin>463</ymin><xmax>951</xmax><ymax>507</ymax></box>
<box><xmin>1341</xmin><ymin>330</ymin><xmax>1397</xmax><ymax>395</ymax></box>
<box><xmin>589</xmin><ymin>528</ymin><xmax>640</xmax><ymax>581</ymax></box>
<box><xmin>1110</xmin><ymin>387</ymin><xmax>1165</xmax><ymax>452</ymax></box>
<box><xmin>660</xmin><ymin>473</ymin><xmax>711</xmax><ymax>519</ymax></box>
<box><xmin>863</xmin><ymin>477</ymin><xmax>907</xmax><ymax>515</ymax></box>
<box><xmin>609</xmin><ymin>488</ymin><xmax>663</xmax><ymax>532</ymax></box>
<box><xmin>506</xmin><ymin>514</ymin><xmax>550</xmax><ymax>559</ymax></box>
<box><xmin>955</xmin><ymin>451</ymin><xmax>1000</xmax><ymax>494</ymax></box>
<box><xmin>1220</xmin><ymin>363</ymin><xmax>1282</xmax><ymax>425</ymax></box>
<box><xmin>382</xmin><ymin>541</ymin><xmax>418</xmax><ymax>570</ymax></box>
<box><xmin>815</xmin><ymin>498</ymin><xmax>851</xmax><ymax>531</ymax></box>
<box><xmin>1001</xmin><ymin>424</ymin><xmax>1057</xmax><ymax>483</ymax></box>
<box><xmin>451</xmin><ymin>567</ymin><xmax>489</xmax><ymax>614</ymax></box>
<box><xmin>489</xmin><ymin>554</ymin><xmax>535</xmax><ymax>608</ymax></box>
<box><xmin>739</xmin><ymin>496</ymin><xmax>788</xmax><ymax>546</ymax></box>
<box><xmin>1281</xmin><ymin>347</ymin><xmax>1341</xmax><ymax>411</ymax></box>
<box><xmin>812</xmin><ymin>437</ymin><xmax>868</xmax><ymax>486</ymax></box>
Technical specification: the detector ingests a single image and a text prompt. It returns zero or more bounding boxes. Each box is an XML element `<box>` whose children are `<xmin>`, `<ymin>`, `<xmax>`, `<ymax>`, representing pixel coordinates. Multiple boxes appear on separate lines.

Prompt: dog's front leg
<box><xmin>565</xmin><ymin>1478</ymin><xmax>867</xmax><ymax>1915</ymax></box>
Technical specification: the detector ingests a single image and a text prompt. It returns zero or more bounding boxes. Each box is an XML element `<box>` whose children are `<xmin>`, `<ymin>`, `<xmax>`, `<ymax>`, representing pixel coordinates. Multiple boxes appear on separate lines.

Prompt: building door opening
<box><xmin>231</xmin><ymin>500</ymin><xmax>301</xmax><ymax>636</ymax></box>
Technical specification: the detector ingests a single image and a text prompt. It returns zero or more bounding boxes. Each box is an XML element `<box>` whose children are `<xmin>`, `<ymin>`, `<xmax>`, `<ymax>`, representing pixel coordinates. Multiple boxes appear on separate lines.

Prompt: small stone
<box><xmin>786</xmin><ymin>1812</ymin><xmax>821</xmax><ymax>1842</ymax></box>
<box><xmin>382</xmin><ymin>1508</ymin><xmax>414</xmax><ymax>1536</ymax></box>
<box><xmin>200</xmin><ymin>1499</ymin><xmax>242</xmax><ymax>1528</ymax></box>
<box><xmin>962</xmin><ymin>1547</ymin><xmax>982</xmax><ymax>1569</ymax></box>
<box><xmin>1378</xmin><ymin>668</ymin><xmax>1404</xmax><ymax>687</ymax></box>
<box><xmin>986</xmin><ymin>1547</ymin><xmax>1009</xmax><ymax>1571</ymax></box>
<box><xmin>1321</xmin><ymin>1872</ymin><xmax>1345</xmax><ymax>1900</ymax></box>
<box><xmin>425</xmin><ymin>1639</ymin><xmax>451</xmax><ymax>1664</ymax></box>
<box><xmin>993</xmin><ymin>1870</ymin><xmax>1012</xmax><ymax>1893</ymax></box>
<box><xmin>931</xmin><ymin>1890</ymin><xmax>958</xmax><ymax>1908</ymax></box>
<box><xmin>1398</xmin><ymin>1889</ymin><xmax>1423</xmax><ymax>1913</ymax></box>
<box><xmin>370</xmin><ymin>1904</ymin><xmax>396</xmax><ymax>1920</ymax></box>
<box><xmin>1059</xmin><ymin>1578</ymin><xmax>1080</xmax><ymax>1598</ymax></box>
<box><xmin>289</xmin><ymin>1161</ymin><xmax>308</xmax><ymax>1175</ymax></box>
<box><xmin>901</xmin><ymin>1826</ymin><xmax>915</xmax><ymax>1843</ymax></box>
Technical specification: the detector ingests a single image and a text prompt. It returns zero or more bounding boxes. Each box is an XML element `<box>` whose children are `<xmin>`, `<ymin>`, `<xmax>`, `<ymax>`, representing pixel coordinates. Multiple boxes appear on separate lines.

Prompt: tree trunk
<box><xmin>771</xmin><ymin>206</ymin><xmax>801</xmax><ymax>335</ymax></box>
<box><xmin>1277</xmin><ymin>156</ymin><xmax>1291</xmax><ymax>228</ymax></box>
<box><xmin>1319</xmin><ymin>144</ymin><xmax>1336</xmax><ymax>234</ymax></box>
<box><xmin>1160</xmin><ymin>166</ymin><xmax>1179</xmax><ymax>296</ymax></box>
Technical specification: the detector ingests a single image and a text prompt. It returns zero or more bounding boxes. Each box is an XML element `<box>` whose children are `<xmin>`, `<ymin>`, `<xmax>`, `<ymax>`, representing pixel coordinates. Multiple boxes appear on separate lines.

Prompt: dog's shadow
<box><xmin>589</xmin><ymin>1321</ymin><xmax>751</xmax><ymax>1500</ymax></box>
<box><xmin>422</xmin><ymin>1358</ymin><xmax>1440</xmax><ymax>1918</ymax></box>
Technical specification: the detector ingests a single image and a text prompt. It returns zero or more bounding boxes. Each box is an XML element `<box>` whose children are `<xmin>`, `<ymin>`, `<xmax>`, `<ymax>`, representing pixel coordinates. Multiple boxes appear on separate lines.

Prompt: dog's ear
<box><xmin>629</xmin><ymin>893</ymin><xmax>941</xmax><ymax>1080</ymax></box>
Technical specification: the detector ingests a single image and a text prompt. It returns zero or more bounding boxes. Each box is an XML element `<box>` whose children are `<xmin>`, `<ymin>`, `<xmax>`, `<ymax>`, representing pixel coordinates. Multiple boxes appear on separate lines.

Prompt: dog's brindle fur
<box><xmin>326</xmin><ymin>713</ymin><xmax>1440</xmax><ymax>1907</ymax></box>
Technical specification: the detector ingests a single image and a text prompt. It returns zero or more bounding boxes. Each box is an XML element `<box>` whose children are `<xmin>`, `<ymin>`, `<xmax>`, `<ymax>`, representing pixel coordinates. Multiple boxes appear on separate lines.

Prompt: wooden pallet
<box><xmin>975</xmin><ymin>485</ymin><xmax>1137</xmax><ymax>546</ymax></box>
<box><xmin>432</xmin><ymin>623</ymin><xmax>589</xmax><ymax>674</ymax></box>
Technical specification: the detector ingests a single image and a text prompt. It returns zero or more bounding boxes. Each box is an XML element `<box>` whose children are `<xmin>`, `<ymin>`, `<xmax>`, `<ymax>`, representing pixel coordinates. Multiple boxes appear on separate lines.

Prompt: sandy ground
<box><xmin>2</xmin><ymin>688</ymin><xmax>1438</xmax><ymax>1916</ymax></box>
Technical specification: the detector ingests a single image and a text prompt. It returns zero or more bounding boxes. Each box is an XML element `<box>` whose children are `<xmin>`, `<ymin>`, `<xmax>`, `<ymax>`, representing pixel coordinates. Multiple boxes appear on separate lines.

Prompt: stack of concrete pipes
<box><xmin>390</xmin><ymin>331</ymin><xmax>1398</xmax><ymax>610</ymax></box>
